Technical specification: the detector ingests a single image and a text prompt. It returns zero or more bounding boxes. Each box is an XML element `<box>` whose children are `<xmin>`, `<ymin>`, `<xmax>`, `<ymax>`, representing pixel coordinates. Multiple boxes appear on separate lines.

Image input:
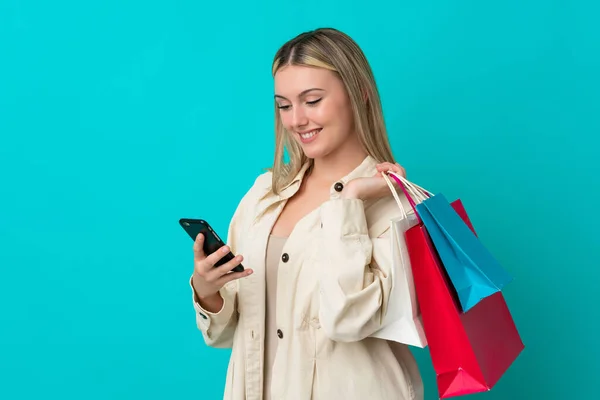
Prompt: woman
<box><xmin>190</xmin><ymin>28</ymin><xmax>423</xmax><ymax>400</ymax></box>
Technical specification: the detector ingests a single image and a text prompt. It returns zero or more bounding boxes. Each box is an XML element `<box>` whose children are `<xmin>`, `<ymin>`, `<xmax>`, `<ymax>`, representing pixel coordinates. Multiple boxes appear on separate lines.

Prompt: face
<box><xmin>274</xmin><ymin>65</ymin><xmax>356</xmax><ymax>160</ymax></box>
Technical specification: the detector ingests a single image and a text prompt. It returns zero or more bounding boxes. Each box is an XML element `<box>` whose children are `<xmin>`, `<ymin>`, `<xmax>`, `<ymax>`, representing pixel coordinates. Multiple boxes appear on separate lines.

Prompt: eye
<box><xmin>277</xmin><ymin>104</ymin><xmax>291</xmax><ymax>110</ymax></box>
<box><xmin>306</xmin><ymin>98</ymin><xmax>322</xmax><ymax>106</ymax></box>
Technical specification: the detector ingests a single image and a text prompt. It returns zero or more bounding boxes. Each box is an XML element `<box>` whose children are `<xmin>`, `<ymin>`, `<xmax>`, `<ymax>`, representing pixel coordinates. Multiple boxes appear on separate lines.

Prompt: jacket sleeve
<box><xmin>191</xmin><ymin>277</ymin><xmax>239</xmax><ymax>348</ymax></box>
<box><xmin>190</xmin><ymin>174</ymin><xmax>267</xmax><ymax>348</ymax></box>
<box><xmin>317</xmin><ymin>197</ymin><xmax>394</xmax><ymax>342</ymax></box>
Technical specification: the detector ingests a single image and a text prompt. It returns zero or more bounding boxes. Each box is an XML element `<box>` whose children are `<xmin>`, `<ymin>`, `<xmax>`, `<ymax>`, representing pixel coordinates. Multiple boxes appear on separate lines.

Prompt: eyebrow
<box><xmin>274</xmin><ymin>88</ymin><xmax>325</xmax><ymax>100</ymax></box>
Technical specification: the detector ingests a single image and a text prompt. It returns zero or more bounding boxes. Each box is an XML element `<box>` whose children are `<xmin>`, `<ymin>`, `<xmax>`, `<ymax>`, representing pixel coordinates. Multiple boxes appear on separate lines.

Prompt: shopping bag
<box><xmin>369</xmin><ymin>174</ymin><xmax>427</xmax><ymax>348</ymax></box>
<box><xmin>416</xmin><ymin>192</ymin><xmax>513</xmax><ymax>312</ymax></box>
<box><xmin>388</xmin><ymin>173</ymin><xmax>524</xmax><ymax>398</ymax></box>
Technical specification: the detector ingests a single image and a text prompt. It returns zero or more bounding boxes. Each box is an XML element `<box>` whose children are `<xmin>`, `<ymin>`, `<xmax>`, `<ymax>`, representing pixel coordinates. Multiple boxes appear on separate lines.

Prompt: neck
<box><xmin>309</xmin><ymin>135</ymin><xmax>368</xmax><ymax>186</ymax></box>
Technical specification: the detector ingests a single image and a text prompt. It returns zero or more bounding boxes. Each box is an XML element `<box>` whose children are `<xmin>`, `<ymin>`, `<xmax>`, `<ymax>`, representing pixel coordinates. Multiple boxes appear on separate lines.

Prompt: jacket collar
<box><xmin>253</xmin><ymin>155</ymin><xmax>379</xmax><ymax>224</ymax></box>
<box><xmin>276</xmin><ymin>155</ymin><xmax>379</xmax><ymax>201</ymax></box>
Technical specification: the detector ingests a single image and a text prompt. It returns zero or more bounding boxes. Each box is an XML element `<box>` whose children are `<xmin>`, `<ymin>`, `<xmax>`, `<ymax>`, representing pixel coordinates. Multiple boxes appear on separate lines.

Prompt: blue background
<box><xmin>1</xmin><ymin>1</ymin><xmax>598</xmax><ymax>399</ymax></box>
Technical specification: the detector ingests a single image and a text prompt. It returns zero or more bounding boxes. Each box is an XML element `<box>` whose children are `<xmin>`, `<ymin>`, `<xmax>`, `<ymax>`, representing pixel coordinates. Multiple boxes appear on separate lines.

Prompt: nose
<box><xmin>291</xmin><ymin>105</ymin><xmax>308</xmax><ymax>130</ymax></box>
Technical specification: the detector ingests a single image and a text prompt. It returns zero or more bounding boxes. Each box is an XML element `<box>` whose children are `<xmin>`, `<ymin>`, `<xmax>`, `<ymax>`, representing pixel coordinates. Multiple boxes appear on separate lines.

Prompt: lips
<box><xmin>298</xmin><ymin>128</ymin><xmax>322</xmax><ymax>144</ymax></box>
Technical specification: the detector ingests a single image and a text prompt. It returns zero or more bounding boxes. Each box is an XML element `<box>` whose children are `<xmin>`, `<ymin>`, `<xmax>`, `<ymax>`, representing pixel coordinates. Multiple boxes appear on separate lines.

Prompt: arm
<box><xmin>317</xmin><ymin>197</ymin><xmax>393</xmax><ymax>342</ymax></box>
<box><xmin>190</xmin><ymin>174</ymin><xmax>265</xmax><ymax>348</ymax></box>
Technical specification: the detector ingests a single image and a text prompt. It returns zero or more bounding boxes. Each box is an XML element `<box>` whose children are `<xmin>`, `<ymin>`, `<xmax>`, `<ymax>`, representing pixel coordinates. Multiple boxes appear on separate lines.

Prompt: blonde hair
<box><xmin>269</xmin><ymin>27</ymin><xmax>395</xmax><ymax>195</ymax></box>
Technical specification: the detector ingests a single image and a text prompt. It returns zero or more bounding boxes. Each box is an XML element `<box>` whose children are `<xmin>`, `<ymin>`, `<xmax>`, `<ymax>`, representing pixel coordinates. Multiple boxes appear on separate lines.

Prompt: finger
<box><xmin>383</xmin><ymin>162</ymin><xmax>405</xmax><ymax>175</ymax></box>
<box><xmin>382</xmin><ymin>162</ymin><xmax>396</xmax><ymax>170</ymax></box>
<box><xmin>203</xmin><ymin>245</ymin><xmax>231</xmax><ymax>268</ymax></box>
<box><xmin>207</xmin><ymin>254</ymin><xmax>245</xmax><ymax>281</ymax></box>
<box><xmin>193</xmin><ymin>233</ymin><xmax>206</xmax><ymax>262</ymax></box>
<box><xmin>216</xmin><ymin>268</ymin><xmax>253</xmax><ymax>287</ymax></box>
<box><xmin>395</xmin><ymin>163</ymin><xmax>407</xmax><ymax>177</ymax></box>
<box><xmin>376</xmin><ymin>162</ymin><xmax>396</xmax><ymax>175</ymax></box>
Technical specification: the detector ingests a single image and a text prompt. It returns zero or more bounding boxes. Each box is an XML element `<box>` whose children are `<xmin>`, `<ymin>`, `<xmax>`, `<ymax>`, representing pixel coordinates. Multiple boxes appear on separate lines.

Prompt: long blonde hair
<box><xmin>269</xmin><ymin>27</ymin><xmax>395</xmax><ymax>195</ymax></box>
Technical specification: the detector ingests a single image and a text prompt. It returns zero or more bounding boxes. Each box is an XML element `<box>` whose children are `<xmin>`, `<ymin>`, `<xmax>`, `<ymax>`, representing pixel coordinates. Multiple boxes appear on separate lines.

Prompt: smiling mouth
<box><xmin>298</xmin><ymin>128</ymin><xmax>322</xmax><ymax>142</ymax></box>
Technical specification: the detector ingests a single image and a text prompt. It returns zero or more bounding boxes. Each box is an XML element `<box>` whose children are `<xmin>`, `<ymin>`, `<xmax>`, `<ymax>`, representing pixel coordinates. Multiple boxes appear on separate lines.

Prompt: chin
<box><xmin>299</xmin><ymin>144</ymin><xmax>329</xmax><ymax>160</ymax></box>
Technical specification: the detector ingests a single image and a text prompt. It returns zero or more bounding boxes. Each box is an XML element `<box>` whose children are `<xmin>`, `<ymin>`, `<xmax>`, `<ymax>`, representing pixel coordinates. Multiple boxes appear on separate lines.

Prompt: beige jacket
<box><xmin>190</xmin><ymin>156</ymin><xmax>424</xmax><ymax>400</ymax></box>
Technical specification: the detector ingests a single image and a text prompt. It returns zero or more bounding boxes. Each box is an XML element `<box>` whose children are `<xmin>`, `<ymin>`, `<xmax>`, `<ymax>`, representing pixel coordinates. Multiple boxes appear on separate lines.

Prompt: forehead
<box><xmin>274</xmin><ymin>65</ymin><xmax>340</xmax><ymax>97</ymax></box>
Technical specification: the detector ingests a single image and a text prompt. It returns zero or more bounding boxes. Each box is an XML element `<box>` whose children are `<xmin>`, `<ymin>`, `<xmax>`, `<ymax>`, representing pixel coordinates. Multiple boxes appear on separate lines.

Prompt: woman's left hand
<box><xmin>342</xmin><ymin>162</ymin><xmax>406</xmax><ymax>201</ymax></box>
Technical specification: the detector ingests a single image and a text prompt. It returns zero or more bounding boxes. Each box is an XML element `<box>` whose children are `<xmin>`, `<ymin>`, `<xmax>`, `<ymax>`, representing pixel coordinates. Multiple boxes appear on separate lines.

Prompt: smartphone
<box><xmin>179</xmin><ymin>218</ymin><xmax>244</xmax><ymax>273</ymax></box>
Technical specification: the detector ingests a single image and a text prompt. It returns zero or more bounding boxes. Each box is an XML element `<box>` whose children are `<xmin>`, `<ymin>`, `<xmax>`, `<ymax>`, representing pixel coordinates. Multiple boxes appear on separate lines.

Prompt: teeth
<box><xmin>300</xmin><ymin>129</ymin><xmax>320</xmax><ymax>139</ymax></box>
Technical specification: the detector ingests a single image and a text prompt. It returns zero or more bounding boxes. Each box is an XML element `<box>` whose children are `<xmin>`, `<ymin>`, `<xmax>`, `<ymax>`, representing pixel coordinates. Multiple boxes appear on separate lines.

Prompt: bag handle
<box><xmin>382</xmin><ymin>173</ymin><xmax>409</xmax><ymax>219</ymax></box>
<box><xmin>382</xmin><ymin>172</ymin><xmax>432</xmax><ymax>224</ymax></box>
<box><xmin>388</xmin><ymin>172</ymin><xmax>432</xmax><ymax>201</ymax></box>
<box><xmin>384</xmin><ymin>172</ymin><xmax>432</xmax><ymax>224</ymax></box>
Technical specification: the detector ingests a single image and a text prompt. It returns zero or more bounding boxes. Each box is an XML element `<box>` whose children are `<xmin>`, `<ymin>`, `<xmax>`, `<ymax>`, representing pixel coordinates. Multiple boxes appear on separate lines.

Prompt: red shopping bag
<box><xmin>405</xmin><ymin>199</ymin><xmax>525</xmax><ymax>398</ymax></box>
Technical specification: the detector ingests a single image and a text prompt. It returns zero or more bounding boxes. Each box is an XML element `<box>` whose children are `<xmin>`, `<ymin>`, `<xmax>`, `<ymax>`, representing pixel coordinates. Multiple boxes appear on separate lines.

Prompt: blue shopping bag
<box><xmin>415</xmin><ymin>193</ymin><xmax>513</xmax><ymax>312</ymax></box>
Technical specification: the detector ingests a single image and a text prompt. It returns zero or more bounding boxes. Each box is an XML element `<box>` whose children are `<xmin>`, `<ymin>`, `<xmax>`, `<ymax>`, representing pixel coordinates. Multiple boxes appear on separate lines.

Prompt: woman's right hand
<box><xmin>191</xmin><ymin>233</ymin><xmax>253</xmax><ymax>301</ymax></box>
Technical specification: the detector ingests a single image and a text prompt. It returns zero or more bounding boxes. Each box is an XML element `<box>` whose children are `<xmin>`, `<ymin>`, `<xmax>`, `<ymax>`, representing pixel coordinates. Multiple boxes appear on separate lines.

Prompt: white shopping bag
<box><xmin>370</xmin><ymin>172</ymin><xmax>429</xmax><ymax>348</ymax></box>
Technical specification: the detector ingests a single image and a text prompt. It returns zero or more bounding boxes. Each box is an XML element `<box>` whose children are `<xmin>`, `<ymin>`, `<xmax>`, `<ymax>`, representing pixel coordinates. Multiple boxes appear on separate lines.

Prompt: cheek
<box><xmin>315</xmin><ymin>101</ymin><xmax>351</xmax><ymax>131</ymax></box>
<box><xmin>337</xmin><ymin>103</ymin><xmax>355</xmax><ymax>135</ymax></box>
<box><xmin>279</xmin><ymin>111</ymin><xmax>294</xmax><ymax>130</ymax></box>
<box><xmin>310</xmin><ymin>103</ymin><xmax>335</xmax><ymax>126</ymax></box>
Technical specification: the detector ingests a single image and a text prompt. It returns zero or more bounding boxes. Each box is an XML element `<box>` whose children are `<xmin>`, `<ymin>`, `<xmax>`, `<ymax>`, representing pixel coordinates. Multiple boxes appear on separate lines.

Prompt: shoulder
<box><xmin>243</xmin><ymin>170</ymin><xmax>273</xmax><ymax>203</ymax></box>
<box><xmin>232</xmin><ymin>170</ymin><xmax>274</xmax><ymax>217</ymax></box>
<box><xmin>228</xmin><ymin>171</ymin><xmax>273</xmax><ymax>233</ymax></box>
<box><xmin>253</xmin><ymin>170</ymin><xmax>273</xmax><ymax>193</ymax></box>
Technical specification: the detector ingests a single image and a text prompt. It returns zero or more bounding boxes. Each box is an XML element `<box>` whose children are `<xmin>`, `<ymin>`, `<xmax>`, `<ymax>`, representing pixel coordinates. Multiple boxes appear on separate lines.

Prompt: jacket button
<box><xmin>281</xmin><ymin>253</ymin><xmax>289</xmax><ymax>263</ymax></box>
<box><xmin>334</xmin><ymin>182</ymin><xmax>344</xmax><ymax>192</ymax></box>
<box><xmin>277</xmin><ymin>329</ymin><xmax>283</xmax><ymax>339</ymax></box>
